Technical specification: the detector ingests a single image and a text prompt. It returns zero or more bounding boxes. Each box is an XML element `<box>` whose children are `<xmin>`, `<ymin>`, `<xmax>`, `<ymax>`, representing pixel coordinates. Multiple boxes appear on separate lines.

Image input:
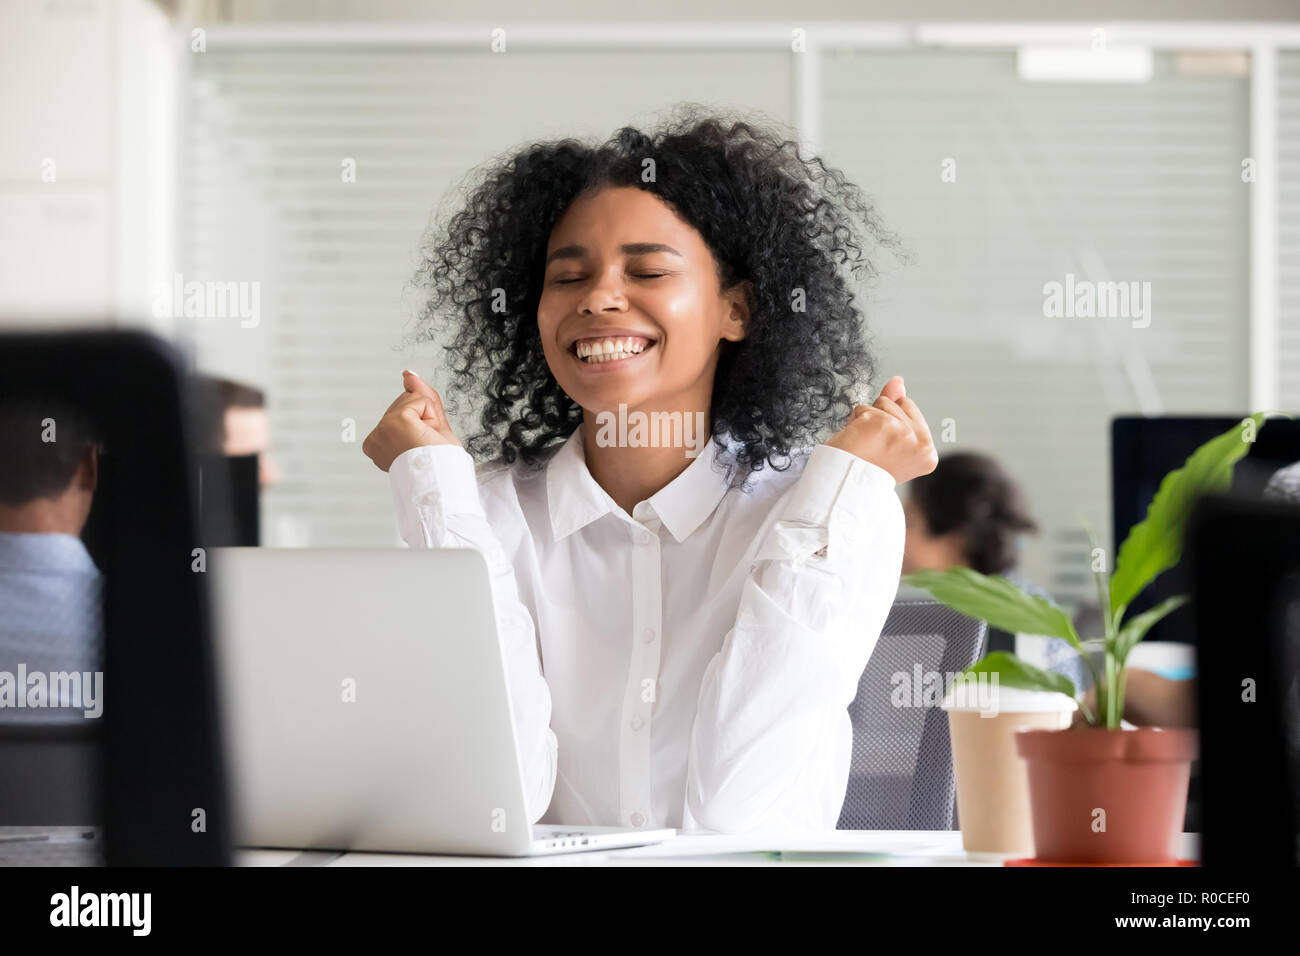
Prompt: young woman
<box><xmin>362</xmin><ymin>110</ymin><xmax>937</xmax><ymax>834</ymax></box>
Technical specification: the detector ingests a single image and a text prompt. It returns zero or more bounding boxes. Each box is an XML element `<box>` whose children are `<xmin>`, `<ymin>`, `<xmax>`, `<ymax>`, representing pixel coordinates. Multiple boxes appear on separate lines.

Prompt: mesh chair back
<box><xmin>837</xmin><ymin>600</ymin><xmax>987</xmax><ymax>830</ymax></box>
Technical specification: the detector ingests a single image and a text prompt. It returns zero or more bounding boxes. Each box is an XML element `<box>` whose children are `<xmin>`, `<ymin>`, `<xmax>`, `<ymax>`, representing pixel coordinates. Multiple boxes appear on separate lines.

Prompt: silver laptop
<box><xmin>209</xmin><ymin>547</ymin><xmax>675</xmax><ymax>857</ymax></box>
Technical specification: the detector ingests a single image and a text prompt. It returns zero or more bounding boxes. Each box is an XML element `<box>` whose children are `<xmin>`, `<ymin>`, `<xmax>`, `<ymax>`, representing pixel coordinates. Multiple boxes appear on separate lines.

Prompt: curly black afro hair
<box><xmin>411</xmin><ymin>104</ymin><xmax>902</xmax><ymax>479</ymax></box>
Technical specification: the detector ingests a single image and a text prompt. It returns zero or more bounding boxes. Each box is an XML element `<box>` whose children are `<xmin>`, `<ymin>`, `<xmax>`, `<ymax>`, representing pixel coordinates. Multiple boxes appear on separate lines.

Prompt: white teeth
<box><xmin>575</xmin><ymin>337</ymin><xmax>651</xmax><ymax>362</ymax></box>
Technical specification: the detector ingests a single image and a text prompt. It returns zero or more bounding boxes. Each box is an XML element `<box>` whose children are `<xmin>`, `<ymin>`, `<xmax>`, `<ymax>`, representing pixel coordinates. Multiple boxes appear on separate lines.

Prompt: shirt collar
<box><xmin>0</xmin><ymin>531</ymin><xmax>99</xmax><ymax>575</ymax></box>
<box><xmin>547</xmin><ymin>427</ymin><xmax>739</xmax><ymax>544</ymax></box>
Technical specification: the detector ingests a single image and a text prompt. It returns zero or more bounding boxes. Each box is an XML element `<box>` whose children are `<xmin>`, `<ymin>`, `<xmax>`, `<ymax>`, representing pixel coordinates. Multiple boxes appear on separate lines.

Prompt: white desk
<box><xmin>237</xmin><ymin>831</ymin><xmax>1201</xmax><ymax>867</ymax></box>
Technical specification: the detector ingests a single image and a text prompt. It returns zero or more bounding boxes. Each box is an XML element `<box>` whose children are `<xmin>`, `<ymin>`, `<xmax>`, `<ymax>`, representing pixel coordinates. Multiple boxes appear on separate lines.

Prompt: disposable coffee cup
<box><xmin>942</xmin><ymin>680</ymin><xmax>1077</xmax><ymax>858</ymax></box>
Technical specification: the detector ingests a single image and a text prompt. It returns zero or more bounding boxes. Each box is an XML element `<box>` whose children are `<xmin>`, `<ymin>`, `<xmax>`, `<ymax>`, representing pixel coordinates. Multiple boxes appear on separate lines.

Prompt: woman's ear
<box><xmin>720</xmin><ymin>280</ymin><xmax>753</xmax><ymax>343</ymax></box>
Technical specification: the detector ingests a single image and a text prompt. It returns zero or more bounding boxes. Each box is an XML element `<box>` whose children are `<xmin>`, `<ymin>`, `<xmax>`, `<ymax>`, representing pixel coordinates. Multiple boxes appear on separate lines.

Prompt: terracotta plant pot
<box><xmin>1015</xmin><ymin>727</ymin><xmax>1199</xmax><ymax>864</ymax></box>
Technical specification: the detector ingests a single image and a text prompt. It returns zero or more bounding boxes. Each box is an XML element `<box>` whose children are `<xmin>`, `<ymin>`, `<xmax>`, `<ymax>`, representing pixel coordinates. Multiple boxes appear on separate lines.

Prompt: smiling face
<box><xmin>537</xmin><ymin>185</ymin><xmax>749</xmax><ymax>419</ymax></box>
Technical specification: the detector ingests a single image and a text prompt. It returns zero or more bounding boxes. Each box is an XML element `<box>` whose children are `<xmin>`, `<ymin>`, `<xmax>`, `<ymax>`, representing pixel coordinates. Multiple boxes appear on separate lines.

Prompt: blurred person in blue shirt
<box><xmin>0</xmin><ymin>397</ymin><xmax>104</xmax><ymax>721</ymax></box>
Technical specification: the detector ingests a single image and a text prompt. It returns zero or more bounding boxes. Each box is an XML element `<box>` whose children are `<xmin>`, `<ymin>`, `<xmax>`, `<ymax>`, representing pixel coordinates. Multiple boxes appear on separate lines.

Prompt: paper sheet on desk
<box><xmin>612</xmin><ymin>831</ymin><xmax>959</xmax><ymax>859</ymax></box>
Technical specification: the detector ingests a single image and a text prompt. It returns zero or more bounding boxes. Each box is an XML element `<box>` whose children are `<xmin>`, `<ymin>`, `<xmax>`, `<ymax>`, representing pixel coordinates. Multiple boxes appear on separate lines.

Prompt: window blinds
<box><xmin>822</xmin><ymin>49</ymin><xmax>1250</xmax><ymax>606</ymax></box>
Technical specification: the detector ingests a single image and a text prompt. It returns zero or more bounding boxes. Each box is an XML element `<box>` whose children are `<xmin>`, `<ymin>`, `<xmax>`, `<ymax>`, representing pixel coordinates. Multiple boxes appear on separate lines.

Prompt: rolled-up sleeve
<box><xmin>390</xmin><ymin>445</ymin><xmax>558</xmax><ymax>825</ymax></box>
<box><xmin>685</xmin><ymin>443</ymin><xmax>906</xmax><ymax>833</ymax></box>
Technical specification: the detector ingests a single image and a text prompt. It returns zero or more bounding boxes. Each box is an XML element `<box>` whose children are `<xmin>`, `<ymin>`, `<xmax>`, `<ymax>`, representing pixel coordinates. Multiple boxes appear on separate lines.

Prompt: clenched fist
<box><xmin>826</xmin><ymin>375</ymin><xmax>938</xmax><ymax>485</ymax></box>
<box><xmin>362</xmin><ymin>370</ymin><xmax>462</xmax><ymax>473</ymax></box>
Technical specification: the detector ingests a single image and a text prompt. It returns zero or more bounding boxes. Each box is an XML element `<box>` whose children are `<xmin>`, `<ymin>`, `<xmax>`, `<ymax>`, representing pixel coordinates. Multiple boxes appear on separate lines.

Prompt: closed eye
<box><xmin>551</xmin><ymin>273</ymin><xmax>669</xmax><ymax>284</ymax></box>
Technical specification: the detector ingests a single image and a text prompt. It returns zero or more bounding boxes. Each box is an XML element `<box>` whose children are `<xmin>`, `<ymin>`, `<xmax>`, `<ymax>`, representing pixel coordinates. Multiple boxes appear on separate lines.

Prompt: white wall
<box><xmin>0</xmin><ymin>0</ymin><xmax>175</xmax><ymax>333</ymax></box>
<box><xmin>116</xmin><ymin>0</ymin><xmax>178</xmax><ymax>338</ymax></box>
<box><xmin>0</xmin><ymin>0</ymin><xmax>116</xmax><ymax>324</ymax></box>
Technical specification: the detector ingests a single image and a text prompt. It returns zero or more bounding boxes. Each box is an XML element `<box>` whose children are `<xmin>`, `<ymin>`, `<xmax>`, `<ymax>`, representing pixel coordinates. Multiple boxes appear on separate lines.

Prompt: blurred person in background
<box><xmin>0</xmin><ymin>397</ymin><xmax>103</xmax><ymax>718</ymax></box>
<box><xmin>192</xmin><ymin>376</ymin><xmax>280</xmax><ymax>489</ymax></box>
<box><xmin>900</xmin><ymin>450</ymin><xmax>1221</xmax><ymax>727</ymax></box>
<box><xmin>901</xmin><ymin>451</ymin><xmax>1039</xmax><ymax>585</ymax></box>
<box><xmin>901</xmin><ymin>451</ymin><xmax>1094</xmax><ymax>691</ymax></box>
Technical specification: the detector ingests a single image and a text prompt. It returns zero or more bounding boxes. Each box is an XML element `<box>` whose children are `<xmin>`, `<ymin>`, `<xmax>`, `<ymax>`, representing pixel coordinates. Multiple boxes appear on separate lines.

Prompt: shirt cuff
<box><xmin>391</xmin><ymin>444</ymin><xmax>485</xmax><ymax>517</ymax></box>
<box><xmin>780</xmin><ymin>444</ymin><xmax>896</xmax><ymax>521</ymax></box>
<box><xmin>755</xmin><ymin>444</ymin><xmax>897</xmax><ymax>565</ymax></box>
<box><xmin>389</xmin><ymin>445</ymin><xmax>486</xmax><ymax>548</ymax></box>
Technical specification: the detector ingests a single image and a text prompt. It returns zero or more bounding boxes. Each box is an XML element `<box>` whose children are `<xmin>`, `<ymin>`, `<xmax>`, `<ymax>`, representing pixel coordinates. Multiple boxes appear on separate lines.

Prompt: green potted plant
<box><xmin>903</xmin><ymin>413</ymin><xmax>1269</xmax><ymax>864</ymax></box>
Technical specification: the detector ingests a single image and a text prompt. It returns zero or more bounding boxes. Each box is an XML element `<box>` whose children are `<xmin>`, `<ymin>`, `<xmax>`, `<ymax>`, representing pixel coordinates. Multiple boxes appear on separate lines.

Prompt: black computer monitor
<box><xmin>0</xmin><ymin>329</ymin><xmax>231</xmax><ymax>865</ymax></box>
<box><xmin>196</xmin><ymin>452</ymin><xmax>260</xmax><ymax>547</ymax></box>
<box><xmin>1111</xmin><ymin>416</ymin><xmax>1300</xmax><ymax>644</ymax></box>
<box><xmin>1190</xmin><ymin>492</ymin><xmax>1300</xmax><ymax>867</ymax></box>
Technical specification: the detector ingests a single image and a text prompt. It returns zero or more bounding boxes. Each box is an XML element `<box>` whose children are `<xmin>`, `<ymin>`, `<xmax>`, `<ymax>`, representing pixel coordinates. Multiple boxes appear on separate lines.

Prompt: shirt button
<box><xmin>630</xmin><ymin>715</ymin><xmax>644</xmax><ymax>731</ymax></box>
<box><xmin>637</xmin><ymin>530</ymin><xmax>654</xmax><ymax>546</ymax></box>
<box><xmin>631</xmin><ymin>812</ymin><xmax>646</xmax><ymax>828</ymax></box>
<box><xmin>641</xmin><ymin>627</ymin><xmax>656</xmax><ymax>644</ymax></box>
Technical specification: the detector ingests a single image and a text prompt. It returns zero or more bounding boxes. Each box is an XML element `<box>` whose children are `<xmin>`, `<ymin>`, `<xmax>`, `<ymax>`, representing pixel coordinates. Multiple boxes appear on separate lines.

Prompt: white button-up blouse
<box><xmin>388</xmin><ymin>427</ymin><xmax>905</xmax><ymax>833</ymax></box>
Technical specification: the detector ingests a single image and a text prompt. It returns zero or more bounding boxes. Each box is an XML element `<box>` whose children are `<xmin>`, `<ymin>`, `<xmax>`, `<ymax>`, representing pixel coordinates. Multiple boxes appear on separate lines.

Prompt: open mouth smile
<box><xmin>569</xmin><ymin>334</ymin><xmax>657</xmax><ymax>368</ymax></box>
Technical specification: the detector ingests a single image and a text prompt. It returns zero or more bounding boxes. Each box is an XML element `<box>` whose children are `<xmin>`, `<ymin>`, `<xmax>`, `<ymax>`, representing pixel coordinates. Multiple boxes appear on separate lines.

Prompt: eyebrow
<box><xmin>545</xmin><ymin>242</ymin><xmax>684</xmax><ymax>266</ymax></box>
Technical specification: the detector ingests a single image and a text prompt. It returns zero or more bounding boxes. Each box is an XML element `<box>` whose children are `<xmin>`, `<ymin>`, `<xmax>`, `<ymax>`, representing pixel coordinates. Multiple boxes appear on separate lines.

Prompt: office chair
<box><xmin>0</xmin><ymin>721</ymin><xmax>100</xmax><ymax>824</ymax></box>
<box><xmin>837</xmin><ymin>600</ymin><xmax>987</xmax><ymax>831</ymax></box>
<box><xmin>0</xmin><ymin>722</ymin><xmax>103</xmax><ymax>865</ymax></box>
<box><xmin>0</xmin><ymin>330</ymin><xmax>230</xmax><ymax>865</ymax></box>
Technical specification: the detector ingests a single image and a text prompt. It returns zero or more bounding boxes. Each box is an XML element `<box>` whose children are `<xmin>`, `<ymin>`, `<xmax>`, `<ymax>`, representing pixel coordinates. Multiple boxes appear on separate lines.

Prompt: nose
<box><xmin>578</xmin><ymin>269</ymin><xmax>628</xmax><ymax>315</ymax></box>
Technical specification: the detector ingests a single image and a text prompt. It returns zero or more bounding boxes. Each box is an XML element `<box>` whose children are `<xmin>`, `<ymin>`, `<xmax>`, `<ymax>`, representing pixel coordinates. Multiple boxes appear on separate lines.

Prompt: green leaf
<box><xmin>1077</xmin><ymin>513</ymin><xmax>1111</xmax><ymax>633</ymax></box>
<box><xmin>1110</xmin><ymin>413</ymin><xmax>1266</xmax><ymax>618</ymax></box>
<box><xmin>963</xmin><ymin>651</ymin><xmax>1077</xmax><ymax>700</ymax></box>
<box><xmin>902</xmin><ymin>566</ymin><xmax>1080</xmax><ymax>649</ymax></box>
<box><xmin>1077</xmin><ymin>511</ymin><xmax>1115</xmax><ymax>685</ymax></box>
<box><xmin>1114</xmin><ymin>594</ymin><xmax>1190</xmax><ymax>664</ymax></box>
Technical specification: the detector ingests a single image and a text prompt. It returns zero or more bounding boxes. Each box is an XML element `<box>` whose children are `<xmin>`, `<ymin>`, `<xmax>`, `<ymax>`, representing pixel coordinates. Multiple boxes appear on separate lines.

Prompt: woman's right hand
<box><xmin>826</xmin><ymin>375</ymin><xmax>938</xmax><ymax>486</ymax></box>
<box><xmin>362</xmin><ymin>370</ymin><xmax>462</xmax><ymax>473</ymax></box>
